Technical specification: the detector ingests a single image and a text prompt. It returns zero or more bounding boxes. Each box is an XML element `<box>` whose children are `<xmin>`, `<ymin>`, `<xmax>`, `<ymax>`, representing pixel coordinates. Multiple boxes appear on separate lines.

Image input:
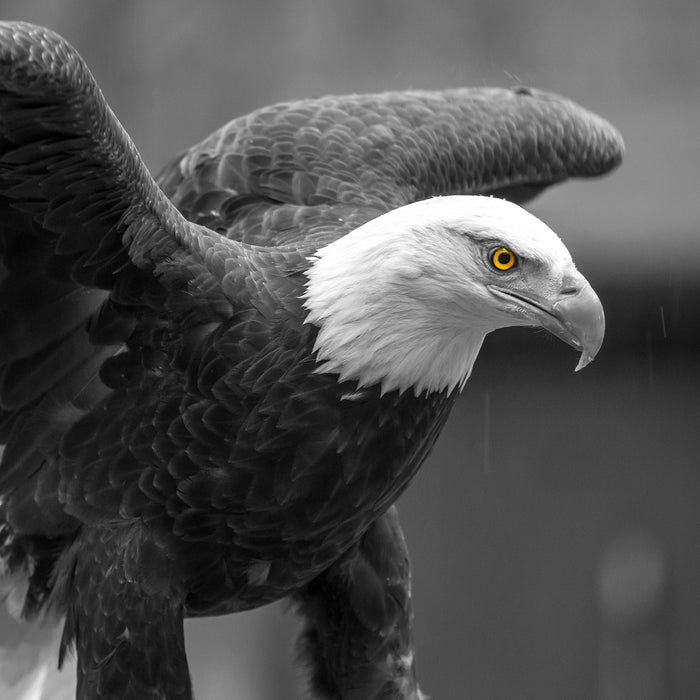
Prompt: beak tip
<box><xmin>554</xmin><ymin>282</ymin><xmax>605</xmax><ymax>372</ymax></box>
<box><xmin>575</xmin><ymin>351</ymin><xmax>595</xmax><ymax>372</ymax></box>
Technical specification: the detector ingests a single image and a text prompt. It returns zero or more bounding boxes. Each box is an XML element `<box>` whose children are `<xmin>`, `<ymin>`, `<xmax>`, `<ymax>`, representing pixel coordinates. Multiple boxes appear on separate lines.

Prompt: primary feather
<box><xmin>0</xmin><ymin>21</ymin><xmax>623</xmax><ymax>700</ymax></box>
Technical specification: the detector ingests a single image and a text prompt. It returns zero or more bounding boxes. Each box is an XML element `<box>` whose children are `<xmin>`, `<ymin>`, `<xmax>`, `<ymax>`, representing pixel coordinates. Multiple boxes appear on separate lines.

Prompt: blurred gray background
<box><xmin>0</xmin><ymin>1</ymin><xmax>698</xmax><ymax>698</ymax></box>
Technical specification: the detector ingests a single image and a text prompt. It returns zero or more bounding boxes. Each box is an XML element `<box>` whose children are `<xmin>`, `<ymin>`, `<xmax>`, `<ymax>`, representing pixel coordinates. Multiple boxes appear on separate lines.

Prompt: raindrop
<box><xmin>645</xmin><ymin>329</ymin><xmax>654</xmax><ymax>392</ymax></box>
<box><xmin>483</xmin><ymin>391</ymin><xmax>491</xmax><ymax>475</ymax></box>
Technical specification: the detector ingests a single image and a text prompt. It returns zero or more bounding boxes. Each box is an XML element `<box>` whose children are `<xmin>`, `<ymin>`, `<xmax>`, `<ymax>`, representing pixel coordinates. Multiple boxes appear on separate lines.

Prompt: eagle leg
<box><xmin>56</xmin><ymin>524</ymin><xmax>193</xmax><ymax>700</ymax></box>
<box><xmin>294</xmin><ymin>506</ymin><xmax>425</xmax><ymax>700</ymax></box>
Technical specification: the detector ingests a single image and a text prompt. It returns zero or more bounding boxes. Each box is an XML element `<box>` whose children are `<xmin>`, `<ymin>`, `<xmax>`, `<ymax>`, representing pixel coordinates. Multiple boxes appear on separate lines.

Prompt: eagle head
<box><xmin>303</xmin><ymin>195</ymin><xmax>604</xmax><ymax>396</ymax></box>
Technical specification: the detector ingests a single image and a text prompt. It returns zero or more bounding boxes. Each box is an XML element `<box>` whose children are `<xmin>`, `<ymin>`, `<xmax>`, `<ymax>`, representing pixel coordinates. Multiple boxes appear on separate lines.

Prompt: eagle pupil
<box><xmin>498</xmin><ymin>252</ymin><xmax>512</xmax><ymax>265</ymax></box>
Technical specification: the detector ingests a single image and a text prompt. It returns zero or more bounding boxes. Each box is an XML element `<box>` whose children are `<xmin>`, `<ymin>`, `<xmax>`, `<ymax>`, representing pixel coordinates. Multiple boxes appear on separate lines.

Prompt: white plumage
<box><xmin>304</xmin><ymin>195</ymin><xmax>582</xmax><ymax>396</ymax></box>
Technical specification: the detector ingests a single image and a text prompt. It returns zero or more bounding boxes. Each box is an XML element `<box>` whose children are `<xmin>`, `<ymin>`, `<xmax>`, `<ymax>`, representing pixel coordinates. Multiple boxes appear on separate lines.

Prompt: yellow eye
<box><xmin>491</xmin><ymin>247</ymin><xmax>516</xmax><ymax>271</ymax></box>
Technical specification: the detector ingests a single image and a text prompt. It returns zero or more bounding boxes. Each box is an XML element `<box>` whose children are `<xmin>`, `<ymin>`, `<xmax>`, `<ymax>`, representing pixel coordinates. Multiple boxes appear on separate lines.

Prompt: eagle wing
<box><xmin>0</xmin><ymin>23</ymin><xmax>257</xmax><ymax>537</ymax></box>
<box><xmin>158</xmin><ymin>84</ymin><xmax>623</xmax><ymax>248</ymax></box>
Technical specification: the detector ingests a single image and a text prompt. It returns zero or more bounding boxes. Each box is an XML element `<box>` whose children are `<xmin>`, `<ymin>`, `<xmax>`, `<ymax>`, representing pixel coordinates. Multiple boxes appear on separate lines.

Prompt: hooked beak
<box><xmin>488</xmin><ymin>272</ymin><xmax>605</xmax><ymax>371</ymax></box>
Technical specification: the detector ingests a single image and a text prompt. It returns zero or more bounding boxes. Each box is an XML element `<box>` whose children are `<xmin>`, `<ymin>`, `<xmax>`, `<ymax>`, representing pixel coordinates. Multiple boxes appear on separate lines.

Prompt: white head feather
<box><xmin>303</xmin><ymin>195</ymin><xmax>574</xmax><ymax>396</ymax></box>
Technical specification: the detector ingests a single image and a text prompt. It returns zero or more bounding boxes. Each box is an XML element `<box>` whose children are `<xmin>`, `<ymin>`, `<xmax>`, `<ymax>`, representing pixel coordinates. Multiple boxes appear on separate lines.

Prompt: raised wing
<box><xmin>158</xmin><ymin>85</ymin><xmax>623</xmax><ymax>246</ymax></box>
<box><xmin>0</xmin><ymin>22</ymin><xmax>243</xmax><ymax>533</ymax></box>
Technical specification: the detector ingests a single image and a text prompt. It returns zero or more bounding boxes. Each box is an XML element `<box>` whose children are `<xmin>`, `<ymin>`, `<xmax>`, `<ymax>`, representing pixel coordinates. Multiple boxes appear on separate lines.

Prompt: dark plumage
<box><xmin>0</xmin><ymin>22</ymin><xmax>623</xmax><ymax>700</ymax></box>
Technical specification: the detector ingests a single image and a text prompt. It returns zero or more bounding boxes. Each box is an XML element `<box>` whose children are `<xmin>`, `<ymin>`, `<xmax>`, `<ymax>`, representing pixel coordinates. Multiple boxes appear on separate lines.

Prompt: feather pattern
<box><xmin>0</xmin><ymin>22</ymin><xmax>623</xmax><ymax>700</ymax></box>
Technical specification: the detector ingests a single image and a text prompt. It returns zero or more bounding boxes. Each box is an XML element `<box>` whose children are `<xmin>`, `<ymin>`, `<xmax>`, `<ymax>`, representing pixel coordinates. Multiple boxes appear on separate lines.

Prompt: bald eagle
<box><xmin>0</xmin><ymin>22</ymin><xmax>622</xmax><ymax>700</ymax></box>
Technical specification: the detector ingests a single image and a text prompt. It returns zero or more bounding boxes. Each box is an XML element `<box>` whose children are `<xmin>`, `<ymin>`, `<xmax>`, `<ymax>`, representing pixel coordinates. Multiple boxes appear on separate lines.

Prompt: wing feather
<box><xmin>159</xmin><ymin>85</ymin><xmax>623</xmax><ymax>245</ymax></box>
<box><xmin>0</xmin><ymin>23</ymin><xmax>241</xmax><ymax>527</ymax></box>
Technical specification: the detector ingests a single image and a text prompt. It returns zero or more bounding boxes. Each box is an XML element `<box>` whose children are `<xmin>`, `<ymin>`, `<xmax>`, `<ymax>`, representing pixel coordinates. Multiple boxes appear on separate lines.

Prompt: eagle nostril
<box><xmin>561</xmin><ymin>285</ymin><xmax>581</xmax><ymax>296</ymax></box>
<box><xmin>559</xmin><ymin>272</ymin><xmax>586</xmax><ymax>297</ymax></box>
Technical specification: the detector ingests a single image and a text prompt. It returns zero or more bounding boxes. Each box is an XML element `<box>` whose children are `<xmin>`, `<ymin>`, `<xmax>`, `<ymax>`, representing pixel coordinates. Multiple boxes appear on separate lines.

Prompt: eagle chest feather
<box><xmin>169</xmin><ymin>297</ymin><xmax>458</xmax><ymax>612</ymax></box>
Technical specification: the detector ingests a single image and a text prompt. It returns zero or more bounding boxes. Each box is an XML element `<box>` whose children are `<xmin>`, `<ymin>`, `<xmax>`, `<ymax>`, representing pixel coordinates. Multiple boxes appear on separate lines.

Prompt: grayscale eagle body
<box><xmin>0</xmin><ymin>22</ymin><xmax>622</xmax><ymax>699</ymax></box>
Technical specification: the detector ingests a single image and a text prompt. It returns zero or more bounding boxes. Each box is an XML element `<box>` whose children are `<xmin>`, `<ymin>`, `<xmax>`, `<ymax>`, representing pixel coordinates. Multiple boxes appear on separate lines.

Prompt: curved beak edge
<box><xmin>547</xmin><ymin>282</ymin><xmax>605</xmax><ymax>371</ymax></box>
<box><xmin>489</xmin><ymin>280</ymin><xmax>605</xmax><ymax>371</ymax></box>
